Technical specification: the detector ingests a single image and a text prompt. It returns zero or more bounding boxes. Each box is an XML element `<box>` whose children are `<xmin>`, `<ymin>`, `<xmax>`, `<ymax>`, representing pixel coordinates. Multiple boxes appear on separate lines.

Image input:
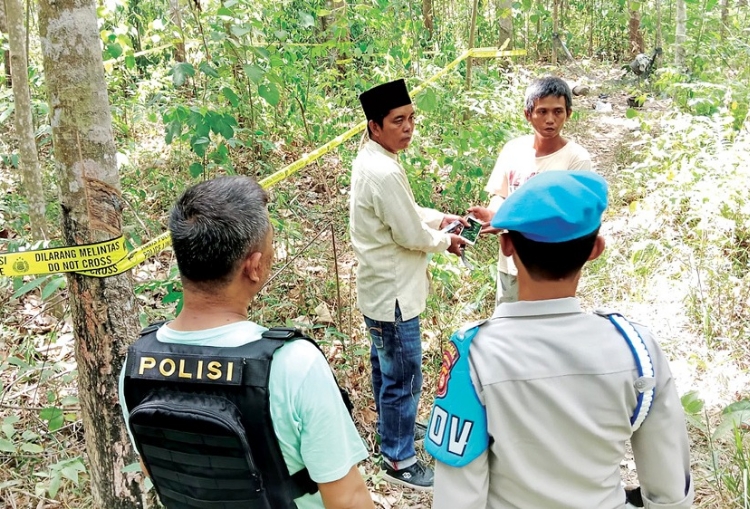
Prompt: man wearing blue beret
<box><xmin>426</xmin><ymin>171</ymin><xmax>694</xmax><ymax>508</ymax></box>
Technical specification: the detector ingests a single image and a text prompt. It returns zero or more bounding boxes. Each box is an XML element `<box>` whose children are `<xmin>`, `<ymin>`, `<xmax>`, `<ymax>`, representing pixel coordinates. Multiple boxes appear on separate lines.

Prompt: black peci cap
<box><xmin>359</xmin><ymin>79</ymin><xmax>412</xmax><ymax>121</ymax></box>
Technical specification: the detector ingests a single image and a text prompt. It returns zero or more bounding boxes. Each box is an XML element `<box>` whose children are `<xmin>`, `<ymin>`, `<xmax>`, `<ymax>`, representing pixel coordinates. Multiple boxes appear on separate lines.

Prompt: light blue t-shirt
<box><xmin>118</xmin><ymin>321</ymin><xmax>368</xmax><ymax>509</ymax></box>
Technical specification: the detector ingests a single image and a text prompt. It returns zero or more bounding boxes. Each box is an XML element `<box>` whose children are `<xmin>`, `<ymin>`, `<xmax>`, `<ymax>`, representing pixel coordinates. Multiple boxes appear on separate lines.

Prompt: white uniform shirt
<box><xmin>433</xmin><ymin>298</ymin><xmax>694</xmax><ymax>509</ymax></box>
<box><xmin>349</xmin><ymin>140</ymin><xmax>450</xmax><ymax>322</ymax></box>
<box><xmin>485</xmin><ymin>135</ymin><xmax>593</xmax><ymax>276</ymax></box>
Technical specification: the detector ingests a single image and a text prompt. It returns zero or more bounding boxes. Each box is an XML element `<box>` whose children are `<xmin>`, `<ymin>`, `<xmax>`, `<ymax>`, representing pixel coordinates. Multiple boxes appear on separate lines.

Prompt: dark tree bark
<box><xmin>628</xmin><ymin>5</ymin><xmax>645</xmax><ymax>56</ymax></box>
<box><xmin>37</xmin><ymin>0</ymin><xmax>147</xmax><ymax>506</ymax></box>
<box><xmin>423</xmin><ymin>0</ymin><xmax>434</xmax><ymax>38</ymax></box>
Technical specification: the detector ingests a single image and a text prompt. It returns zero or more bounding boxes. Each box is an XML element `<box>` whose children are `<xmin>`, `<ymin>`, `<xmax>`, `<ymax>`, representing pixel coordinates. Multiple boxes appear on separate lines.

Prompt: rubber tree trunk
<box><xmin>655</xmin><ymin>0</ymin><xmax>662</xmax><ymax>48</ymax></box>
<box><xmin>423</xmin><ymin>0</ymin><xmax>434</xmax><ymax>39</ymax></box>
<box><xmin>674</xmin><ymin>0</ymin><xmax>686</xmax><ymax>67</ymax></box>
<box><xmin>5</xmin><ymin>0</ymin><xmax>48</xmax><ymax>241</ymax></box>
<box><xmin>497</xmin><ymin>0</ymin><xmax>512</xmax><ymax>47</ymax></box>
<box><xmin>552</xmin><ymin>0</ymin><xmax>559</xmax><ymax>63</ymax></box>
<box><xmin>628</xmin><ymin>4</ymin><xmax>644</xmax><ymax>56</ymax></box>
<box><xmin>37</xmin><ymin>0</ymin><xmax>146</xmax><ymax>507</ymax></box>
<box><xmin>0</xmin><ymin>0</ymin><xmax>10</xmax><ymax>87</ymax></box>
<box><xmin>169</xmin><ymin>0</ymin><xmax>186</xmax><ymax>62</ymax></box>
<box><xmin>324</xmin><ymin>0</ymin><xmax>350</xmax><ymax>74</ymax></box>
<box><xmin>719</xmin><ymin>0</ymin><xmax>728</xmax><ymax>40</ymax></box>
<box><xmin>465</xmin><ymin>0</ymin><xmax>479</xmax><ymax>90</ymax></box>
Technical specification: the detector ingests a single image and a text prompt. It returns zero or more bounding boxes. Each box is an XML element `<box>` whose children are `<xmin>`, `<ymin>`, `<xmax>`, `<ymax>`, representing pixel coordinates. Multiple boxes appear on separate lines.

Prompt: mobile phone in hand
<box><xmin>441</xmin><ymin>219</ymin><xmax>462</xmax><ymax>234</ymax></box>
<box><xmin>460</xmin><ymin>215</ymin><xmax>482</xmax><ymax>245</ymax></box>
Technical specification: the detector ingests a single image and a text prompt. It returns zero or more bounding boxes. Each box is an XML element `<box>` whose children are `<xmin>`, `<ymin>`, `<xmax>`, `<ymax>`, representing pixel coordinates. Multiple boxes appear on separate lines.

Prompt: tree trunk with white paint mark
<box><xmin>37</xmin><ymin>0</ymin><xmax>147</xmax><ymax>507</ymax></box>
<box><xmin>5</xmin><ymin>0</ymin><xmax>48</xmax><ymax>241</ymax></box>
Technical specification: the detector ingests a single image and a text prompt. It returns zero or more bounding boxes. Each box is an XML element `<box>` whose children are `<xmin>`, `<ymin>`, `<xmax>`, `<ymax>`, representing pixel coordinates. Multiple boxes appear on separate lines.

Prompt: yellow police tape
<box><xmin>0</xmin><ymin>236</ymin><xmax>128</xmax><ymax>278</ymax></box>
<box><xmin>2</xmin><ymin>47</ymin><xmax>525</xmax><ymax>279</ymax></box>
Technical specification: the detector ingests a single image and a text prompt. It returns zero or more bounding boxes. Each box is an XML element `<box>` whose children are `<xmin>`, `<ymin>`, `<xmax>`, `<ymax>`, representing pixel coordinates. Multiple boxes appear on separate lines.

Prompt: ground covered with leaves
<box><xmin>1</xmin><ymin>60</ymin><xmax>749</xmax><ymax>508</ymax></box>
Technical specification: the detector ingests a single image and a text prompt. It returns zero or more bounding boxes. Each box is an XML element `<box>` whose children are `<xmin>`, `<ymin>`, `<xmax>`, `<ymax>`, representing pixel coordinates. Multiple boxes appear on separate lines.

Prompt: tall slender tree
<box><xmin>719</xmin><ymin>0</ymin><xmax>729</xmax><ymax>40</ymax></box>
<box><xmin>37</xmin><ymin>0</ymin><xmax>145</xmax><ymax>506</ymax></box>
<box><xmin>675</xmin><ymin>0</ymin><xmax>686</xmax><ymax>67</ymax></box>
<box><xmin>169</xmin><ymin>0</ymin><xmax>186</xmax><ymax>62</ymax></box>
<box><xmin>655</xmin><ymin>0</ymin><xmax>662</xmax><ymax>48</ymax></box>
<box><xmin>5</xmin><ymin>0</ymin><xmax>48</xmax><ymax>240</ymax></box>
<box><xmin>466</xmin><ymin>0</ymin><xmax>479</xmax><ymax>89</ymax></box>
<box><xmin>497</xmin><ymin>0</ymin><xmax>512</xmax><ymax>47</ymax></box>
<box><xmin>423</xmin><ymin>0</ymin><xmax>434</xmax><ymax>38</ymax></box>
<box><xmin>552</xmin><ymin>0</ymin><xmax>559</xmax><ymax>63</ymax></box>
<box><xmin>628</xmin><ymin>2</ymin><xmax>644</xmax><ymax>55</ymax></box>
<box><xmin>0</xmin><ymin>0</ymin><xmax>10</xmax><ymax>87</ymax></box>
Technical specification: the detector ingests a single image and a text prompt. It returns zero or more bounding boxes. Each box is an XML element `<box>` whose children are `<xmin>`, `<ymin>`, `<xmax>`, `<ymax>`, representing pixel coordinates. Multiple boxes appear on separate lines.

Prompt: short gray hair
<box><xmin>524</xmin><ymin>76</ymin><xmax>573</xmax><ymax>114</ymax></box>
<box><xmin>169</xmin><ymin>176</ymin><xmax>270</xmax><ymax>286</ymax></box>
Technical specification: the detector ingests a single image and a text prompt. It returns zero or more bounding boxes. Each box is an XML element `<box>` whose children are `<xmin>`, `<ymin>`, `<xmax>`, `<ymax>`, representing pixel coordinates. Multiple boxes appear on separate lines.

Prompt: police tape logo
<box><xmin>12</xmin><ymin>257</ymin><xmax>29</xmax><ymax>274</ymax></box>
<box><xmin>436</xmin><ymin>342</ymin><xmax>459</xmax><ymax>398</ymax></box>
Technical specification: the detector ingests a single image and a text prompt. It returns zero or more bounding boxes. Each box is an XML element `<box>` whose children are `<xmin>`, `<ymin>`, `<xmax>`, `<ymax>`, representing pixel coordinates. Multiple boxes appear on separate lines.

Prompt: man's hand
<box><xmin>467</xmin><ymin>206</ymin><xmax>493</xmax><ymax>223</ymax></box>
<box><xmin>440</xmin><ymin>214</ymin><xmax>469</xmax><ymax>231</ymax></box>
<box><xmin>467</xmin><ymin>206</ymin><xmax>504</xmax><ymax>235</ymax></box>
<box><xmin>447</xmin><ymin>234</ymin><xmax>469</xmax><ymax>256</ymax></box>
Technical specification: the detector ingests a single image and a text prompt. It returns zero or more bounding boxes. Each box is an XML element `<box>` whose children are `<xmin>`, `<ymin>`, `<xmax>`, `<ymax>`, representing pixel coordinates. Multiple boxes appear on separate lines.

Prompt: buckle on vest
<box><xmin>262</xmin><ymin>327</ymin><xmax>301</xmax><ymax>340</ymax></box>
<box><xmin>139</xmin><ymin>321</ymin><xmax>168</xmax><ymax>336</ymax></box>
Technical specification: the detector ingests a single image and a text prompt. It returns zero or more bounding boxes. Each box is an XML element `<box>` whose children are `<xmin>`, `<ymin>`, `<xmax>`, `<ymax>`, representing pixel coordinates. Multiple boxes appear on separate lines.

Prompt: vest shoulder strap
<box><xmin>595</xmin><ymin>309</ymin><xmax>656</xmax><ymax>431</ymax></box>
<box><xmin>262</xmin><ymin>327</ymin><xmax>355</xmax><ymax>416</ymax></box>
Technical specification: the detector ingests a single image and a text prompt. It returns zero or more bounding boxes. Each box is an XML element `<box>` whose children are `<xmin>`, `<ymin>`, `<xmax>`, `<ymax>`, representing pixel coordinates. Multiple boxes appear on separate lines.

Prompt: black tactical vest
<box><xmin>123</xmin><ymin>323</ymin><xmax>352</xmax><ymax>509</ymax></box>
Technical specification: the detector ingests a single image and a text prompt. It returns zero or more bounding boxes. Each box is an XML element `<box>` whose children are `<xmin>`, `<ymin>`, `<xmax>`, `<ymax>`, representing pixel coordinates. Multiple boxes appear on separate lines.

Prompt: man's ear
<box><xmin>500</xmin><ymin>233</ymin><xmax>515</xmax><ymax>258</ymax></box>
<box><xmin>368</xmin><ymin>119</ymin><xmax>381</xmax><ymax>138</ymax></box>
<box><xmin>587</xmin><ymin>235</ymin><xmax>606</xmax><ymax>262</ymax></box>
<box><xmin>524</xmin><ymin>109</ymin><xmax>532</xmax><ymax>122</ymax></box>
<box><xmin>242</xmin><ymin>251</ymin><xmax>264</xmax><ymax>283</ymax></box>
<box><xmin>566</xmin><ymin>108</ymin><xmax>573</xmax><ymax>119</ymax></box>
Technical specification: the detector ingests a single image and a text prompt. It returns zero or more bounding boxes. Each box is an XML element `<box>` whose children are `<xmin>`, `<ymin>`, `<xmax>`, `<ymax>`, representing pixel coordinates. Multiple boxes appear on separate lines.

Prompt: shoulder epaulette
<box><xmin>594</xmin><ymin>309</ymin><xmax>655</xmax><ymax>431</ymax></box>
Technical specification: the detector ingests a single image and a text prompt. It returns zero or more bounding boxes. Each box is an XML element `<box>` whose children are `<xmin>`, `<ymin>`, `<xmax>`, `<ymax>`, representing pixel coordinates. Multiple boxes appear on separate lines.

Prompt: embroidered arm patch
<box><xmin>426</xmin><ymin>324</ymin><xmax>489</xmax><ymax>467</ymax></box>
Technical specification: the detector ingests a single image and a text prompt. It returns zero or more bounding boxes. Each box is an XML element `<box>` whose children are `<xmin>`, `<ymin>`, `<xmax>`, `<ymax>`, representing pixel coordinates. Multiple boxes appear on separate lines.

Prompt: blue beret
<box><xmin>490</xmin><ymin>170</ymin><xmax>608</xmax><ymax>243</ymax></box>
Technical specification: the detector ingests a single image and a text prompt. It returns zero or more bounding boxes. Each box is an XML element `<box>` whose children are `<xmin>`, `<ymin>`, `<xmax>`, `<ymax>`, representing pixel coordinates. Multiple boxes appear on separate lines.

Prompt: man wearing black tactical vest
<box><xmin>119</xmin><ymin>176</ymin><xmax>373</xmax><ymax>509</ymax></box>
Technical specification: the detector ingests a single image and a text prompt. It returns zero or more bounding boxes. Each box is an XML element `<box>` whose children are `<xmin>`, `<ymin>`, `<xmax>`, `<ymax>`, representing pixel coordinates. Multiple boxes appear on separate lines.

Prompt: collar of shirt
<box><xmin>366</xmin><ymin>139</ymin><xmax>399</xmax><ymax>161</ymax></box>
<box><xmin>490</xmin><ymin>297</ymin><xmax>582</xmax><ymax>319</ymax></box>
<box><xmin>156</xmin><ymin>320</ymin><xmax>268</xmax><ymax>347</ymax></box>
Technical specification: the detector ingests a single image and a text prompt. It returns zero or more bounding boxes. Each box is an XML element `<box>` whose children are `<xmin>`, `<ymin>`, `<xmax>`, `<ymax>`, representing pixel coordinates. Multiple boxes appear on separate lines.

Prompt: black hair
<box><xmin>366</xmin><ymin>114</ymin><xmax>387</xmax><ymax>137</ymax></box>
<box><xmin>507</xmin><ymin>228</ymin><xmax>599</xmax><ymax>280</ymax></box>
<box><xmin>169</xmin><ymin>176</ymin><xmax>270</xmax><ymax>288</ymax></box>
<box><xmin>524</xmin><ymin>76</ymin><xmax>573</xmax><ymax>114</ymax></box>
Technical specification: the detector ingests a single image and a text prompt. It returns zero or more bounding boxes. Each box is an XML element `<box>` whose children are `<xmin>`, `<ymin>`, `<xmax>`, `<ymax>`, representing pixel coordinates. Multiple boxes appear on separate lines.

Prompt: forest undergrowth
<box><xmin>0</xmin><ymin>60</ymin><xmax>749</xmax><ymax>508</ymax></box>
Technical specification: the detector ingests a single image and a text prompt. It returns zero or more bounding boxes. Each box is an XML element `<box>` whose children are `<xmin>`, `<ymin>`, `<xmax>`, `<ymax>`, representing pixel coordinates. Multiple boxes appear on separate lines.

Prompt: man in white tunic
<box><xmin>470</xmin><ymin>76</ymin><xmax>592</xmax><ymax>304</ymax></box>
<box><xmin>427</xmin><ymin>171</ymin><xmax>694</xmax><ymax>509</ymax></box>
<box><xmin>349</xmin><ymin>78</ymin><xmax>468</xmax><ymax>491</ymax></box>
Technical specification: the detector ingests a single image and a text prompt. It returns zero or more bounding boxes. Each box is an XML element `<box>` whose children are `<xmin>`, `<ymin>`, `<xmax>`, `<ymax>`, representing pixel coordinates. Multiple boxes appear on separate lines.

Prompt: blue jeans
<box><xmin>364</xmin><ymin>303</ymin><xmax>423</xmax><ymax>463</ymax></box>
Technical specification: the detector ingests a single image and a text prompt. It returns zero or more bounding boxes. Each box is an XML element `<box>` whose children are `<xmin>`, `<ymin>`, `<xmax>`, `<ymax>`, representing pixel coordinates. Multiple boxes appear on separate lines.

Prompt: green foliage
<box><xmin>682</xmin><ymin>393</ymin><xmax>750</xmax><ymax>507</ymax></box>
<box><xmin>603</xmin><ymin>103</ymin><xmax>749</xmax><ymax>350</ymax></box>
